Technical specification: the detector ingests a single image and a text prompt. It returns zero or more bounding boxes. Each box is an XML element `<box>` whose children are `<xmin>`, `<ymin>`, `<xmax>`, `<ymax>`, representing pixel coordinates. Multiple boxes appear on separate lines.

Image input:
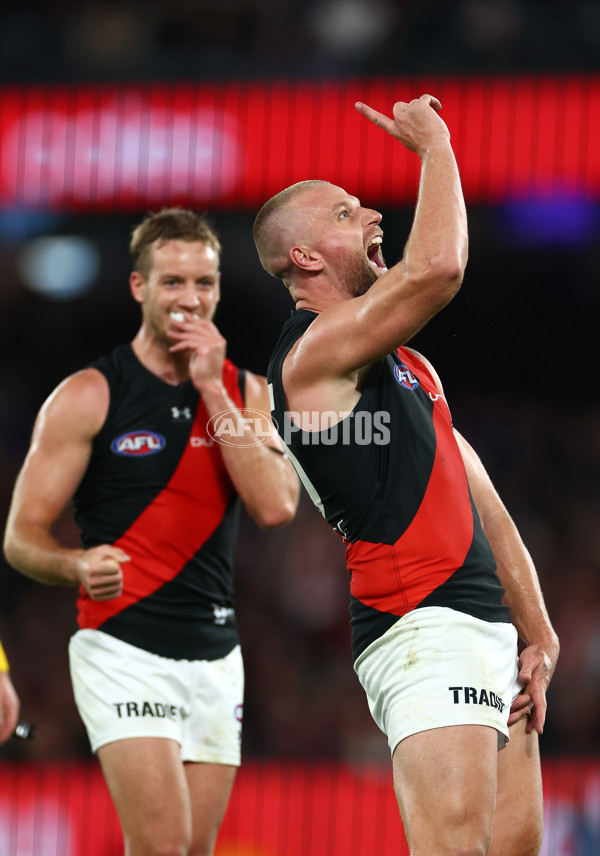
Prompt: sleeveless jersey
<box><xmin>268</xmin><ymin>310</ymin><xmax>511</xmax><ymax>662</ymax></box>
<box><xmin>73</xmin><ymin>344</ymin><xmax>245</xmax><ymax>661</ymax></box>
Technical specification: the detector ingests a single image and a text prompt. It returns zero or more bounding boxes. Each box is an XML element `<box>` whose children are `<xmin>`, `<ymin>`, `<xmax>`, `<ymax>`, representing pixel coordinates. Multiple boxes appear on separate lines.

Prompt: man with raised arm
<box><xmin>255</xmin><ymin>95</ymin><xmax>558</xmax><ymax>856</ymax></box>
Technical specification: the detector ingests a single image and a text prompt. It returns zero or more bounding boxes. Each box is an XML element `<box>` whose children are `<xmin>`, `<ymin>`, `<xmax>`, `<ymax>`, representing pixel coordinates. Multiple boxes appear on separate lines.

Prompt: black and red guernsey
<box><xmin>73</xmin><ymin>344</ymin><xmax>245</xmax><ymax>661</ymax></box>
<box><xmin>267</xmin><ymin>310</ymin><xmax>511</xmax><ymax>662</ymax></box>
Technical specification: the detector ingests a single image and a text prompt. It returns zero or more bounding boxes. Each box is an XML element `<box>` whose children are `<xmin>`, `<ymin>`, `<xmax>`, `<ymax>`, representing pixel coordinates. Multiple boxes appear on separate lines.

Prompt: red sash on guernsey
<box><xmin>76</xmin><ymin>362</ymin><xmax>243</xmax><ymax>630</ymax></box>
<box><xmin>346</xmin><ymin>348</ymin><xmax>474</xmax><ymax>617</ymax></box>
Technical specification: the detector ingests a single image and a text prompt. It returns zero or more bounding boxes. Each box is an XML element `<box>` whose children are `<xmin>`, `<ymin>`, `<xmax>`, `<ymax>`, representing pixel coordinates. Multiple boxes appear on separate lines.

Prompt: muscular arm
<box><xmin>455</xmin><ymin>432</ymin><xmax>559</xmax><ymax>734</ymax></box>
<box><xmin>292</xmin><ymin>95</ymin><xmax>468</xmax><ymax>388</ymax></box>
<box><xmin>3</xmin><ymin>370</ymin><xmax>130</xmax><ymax>600</ymax></box>
<box><xmin>169</xmin><ymin>315</ymin><xmax>299</xmax><ymax>528</ymax></box>
<box><xmin>197</xmin><ymin>370</ymin><xmax>299</xmax><ymax>529</ymax></box>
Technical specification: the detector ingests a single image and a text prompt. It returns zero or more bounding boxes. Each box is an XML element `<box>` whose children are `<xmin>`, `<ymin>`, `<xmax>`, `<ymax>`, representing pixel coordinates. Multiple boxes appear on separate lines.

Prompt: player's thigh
<box><xmin>489</xmin><ymin>716</ymin><xmax>543</xmax><ymax>856</ymax></box>
<box><xmin>393</xmin><ymin>724</ymin><xmax>499</xmax><ymax>856</ymax></box>
<box><xmin>184</xmin><ymin>762</ymin><xmax>237</xmax><ymax>854</ymax></box>
<box><xmin>98</xmin><ymin>737</ymin><xmax>192</xmax><ymax>852</ymax></box>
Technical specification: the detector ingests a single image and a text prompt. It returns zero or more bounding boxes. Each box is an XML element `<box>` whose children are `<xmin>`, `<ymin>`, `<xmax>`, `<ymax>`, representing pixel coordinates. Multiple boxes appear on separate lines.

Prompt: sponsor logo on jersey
<box><xmin>110</xmin><ymin>430</ymin><xmax>166</xmax><ymax>456</ymax></box>
<box><xmin>394</xmin><ymin>363</ymin><xmax>420</xmax><ymax>390</ymax></box>
<box><xmin>190</xmin><ymin>435</ymin><xmax>215</xmax><ymax>448</ymax></box>
<box><xmin>171</xmin><ymin>406</ymin><xmax>193</xmax><ymax>420</ymax></box>
<box><xmin>448</xmin><ymin>686</ymin><xmax>506</xmax><ymax>713</ymax></box>
<box><xmin>213</xmin><ymin>604</ymin><xmax>235</xmax><ymax>625</ymax></box>
<box><xmin>113</xmin><ymin>701</ymin><xmax>181</xmax><ymax>720</ymax></box>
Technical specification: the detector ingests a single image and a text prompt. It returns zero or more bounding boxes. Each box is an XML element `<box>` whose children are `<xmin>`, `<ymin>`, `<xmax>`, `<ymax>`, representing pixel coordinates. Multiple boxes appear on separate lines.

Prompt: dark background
<box><xmin>0</xmin><ymin>0</ymin><xmax>599</xmax><ymax>763</ymax></box>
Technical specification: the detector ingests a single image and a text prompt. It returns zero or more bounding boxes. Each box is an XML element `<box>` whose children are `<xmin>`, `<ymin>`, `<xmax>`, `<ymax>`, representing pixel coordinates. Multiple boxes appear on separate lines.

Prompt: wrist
<box><xmin>69</xmin><ymin>550</ymin><xmax>88</xmax><ymax>585</ymax></box>
<box><xmin>417</xmin><ymin>135</ymin><xmax>453</xmax><ymax>159</ymax></box>
<box><xmin>198</xmin><ymin>379</ymin><xmax>229</xmax><ymax>409</ymax></box>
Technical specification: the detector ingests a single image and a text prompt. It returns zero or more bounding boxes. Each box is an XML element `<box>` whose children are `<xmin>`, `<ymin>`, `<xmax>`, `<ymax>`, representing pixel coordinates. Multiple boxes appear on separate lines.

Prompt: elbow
<box><xmin>435</xmin><ymin>251</ymin><xmax>466</xmax><ymax>298</ymax></box>
<box><xmin>252</xmin><ymin>497</ymin><xmax>298</xmax><ymax>530</ymax></box>
<box><xmin>3</xmin><ymin>533</ymin><xmax>20</xmax><ymax>573</ymax></box>
<box><xmin>415</xmin><ymin>254</ymin><xmax>466</xmax><ymax>307</ymax></box>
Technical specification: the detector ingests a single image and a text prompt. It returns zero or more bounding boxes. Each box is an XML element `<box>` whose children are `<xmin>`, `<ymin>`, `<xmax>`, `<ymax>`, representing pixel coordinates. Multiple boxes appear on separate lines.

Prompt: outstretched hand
<box><xmin>355</xmin><ymin>94</ymin><xmax>450</xmax><ymax>156</ymax></box>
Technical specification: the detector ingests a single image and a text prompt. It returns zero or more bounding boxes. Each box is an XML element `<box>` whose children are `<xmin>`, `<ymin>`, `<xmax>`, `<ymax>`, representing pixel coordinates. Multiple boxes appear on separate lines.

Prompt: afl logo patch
<box><xmin>394</xmin><ymin>363</ymin><xmax>419</xmax><ymax>391</ymax></box>
<box><xmin>111</xmin><ymin>430</ymin><xmax>166</xmax><ymax>456</ymax></box>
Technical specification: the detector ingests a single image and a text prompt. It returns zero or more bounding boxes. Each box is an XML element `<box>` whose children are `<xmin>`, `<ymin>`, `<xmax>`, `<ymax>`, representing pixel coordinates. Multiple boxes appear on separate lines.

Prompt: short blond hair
<box><xmin>130</xmin><ymin>208</ymin><xmax>221</xmax><ymax>278</ymax></box>
<box><xmin>253</xmin><ymin>180</ymin><xmax>330</xmax><ymax>279</ymax></box>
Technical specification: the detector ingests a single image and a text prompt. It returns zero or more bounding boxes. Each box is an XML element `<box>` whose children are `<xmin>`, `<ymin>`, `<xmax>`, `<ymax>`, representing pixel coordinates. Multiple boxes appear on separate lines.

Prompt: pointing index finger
<box><xmin>355</xmin><ymin>101</ymin><xmax>394</xmax><ymax>132</ymax></box>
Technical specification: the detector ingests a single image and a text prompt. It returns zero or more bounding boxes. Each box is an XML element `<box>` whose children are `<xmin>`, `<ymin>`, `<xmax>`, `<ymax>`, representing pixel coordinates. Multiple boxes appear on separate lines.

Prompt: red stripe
<box><xmin>346</xmin><ymin>352</ymin><xmax>473</xmax><ymax>616</ymax></box>
<box><xmin>77</xmin><ymin>362</ymin><xmax>242</xmax><ymax>629</ymax></box>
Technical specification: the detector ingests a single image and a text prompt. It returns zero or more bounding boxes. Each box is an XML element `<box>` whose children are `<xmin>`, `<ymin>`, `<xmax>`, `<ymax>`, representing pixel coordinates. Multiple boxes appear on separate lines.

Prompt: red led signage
<box><xmin>0</xmin><ymin>75</ymin><xmax>598</xmax><ymax>211</ymax></box>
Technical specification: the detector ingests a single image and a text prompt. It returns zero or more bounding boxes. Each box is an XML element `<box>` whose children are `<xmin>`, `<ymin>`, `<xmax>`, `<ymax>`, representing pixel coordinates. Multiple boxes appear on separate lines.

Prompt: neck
<box><xmin>131</xmin><ymin>328</ymin><xmax>190</xmax><ymax>385</ymax></box>
<box><xmin>290</xmin><ymin>273</ymin><xmax>351</xmax><ymax>314</ymax></box>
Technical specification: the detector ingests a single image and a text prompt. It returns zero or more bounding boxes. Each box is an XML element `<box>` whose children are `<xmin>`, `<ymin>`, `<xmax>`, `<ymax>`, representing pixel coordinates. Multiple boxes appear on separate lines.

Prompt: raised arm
<box><xmin>294</xmin><ymin>94</ymin><xmax>468</xmax><ymax>381</ymax></box>
<box><xmin>3</xmin><ymin>370</ymin><xmax>130</xmax><ymax>600</ymax></box>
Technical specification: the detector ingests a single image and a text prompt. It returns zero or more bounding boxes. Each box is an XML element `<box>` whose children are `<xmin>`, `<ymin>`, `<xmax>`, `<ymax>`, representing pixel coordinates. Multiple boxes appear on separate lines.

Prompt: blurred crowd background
<box><xmin>0</xmin><ymin>0</ymin><xmax>599</xmax><ymax>767</ymax></box>
<box><xmin>2</xmin><ymin>0</ymin><xmax>600</xmax><ymax>81</ymax></box>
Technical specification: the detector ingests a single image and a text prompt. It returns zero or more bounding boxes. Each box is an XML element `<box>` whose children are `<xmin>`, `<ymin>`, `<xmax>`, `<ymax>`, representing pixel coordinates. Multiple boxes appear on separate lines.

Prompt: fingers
<box><xmin>507</xmin><ymin>691</ymin><xmax>534</xmax><ymax>728</ymax></box>
<box><xmin>517</xmin><ymin>646</ymin><xmax>551</xmax><ymax>735</ymax></box>
<box><xmin>420</xmin><ymin>93</ymin><xmax>442</xmax><ymax>111</ymax></box>
<box><xmin>526</xmin><ymin>680</ymin><xmax>547</xmax><ymax>735</ymax></box>
<box><xmin>87</xmin><ymin>566</ymin><xmax>123</xmax><ymax>601</ymax></box>
<box><xmin>518</xmin><ymin>663</ymin><xmax>533</xmax><ymax>685</ymax></box>
<box><xmin>354</xmin><ymin>102</ymin><xmax>394</xmax><ymax>132</ymax></box>
<box><xmin>356</xmin><ymin>94</ymin><xmax>442</xmax><ymax>124</ymax></box>
<box><xmin>106</xmin><ymin>547</ymin><xmax>131</xmax><ymax>563</ymax></box>
<box><xmin>510</xmin><ymin>691</ymin><xmax>532</xmax><ymax>713</ymax></box>
<box><xmin>78</xmin><ymin>545</ymin><xmax>128</xmax><ymax>601</ymax></box>
<box><xmin>168</xmin><ymin>323</ymin><xmax>226</xmax><ymax>356</ymax></box>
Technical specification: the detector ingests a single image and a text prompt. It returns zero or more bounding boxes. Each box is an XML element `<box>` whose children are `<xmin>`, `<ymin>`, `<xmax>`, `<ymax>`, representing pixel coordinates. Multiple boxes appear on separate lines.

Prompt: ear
<box><xmin>290</xmin><ymin>246</ymin><xmax>324</xmax><ymax>272</ymax></box>
<box><xmin>129</xmin><ymin>271</ymin><xmax>145</xmax><ymax>304</ymax></box>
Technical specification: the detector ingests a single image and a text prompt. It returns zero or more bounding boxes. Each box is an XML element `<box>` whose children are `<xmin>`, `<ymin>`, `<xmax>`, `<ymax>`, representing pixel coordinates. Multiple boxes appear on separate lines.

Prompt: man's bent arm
<box><xmin>197</xmin><ymin>371</ymin><xmax>299</xmax><ymax>529</ymax></box>
<box><xmin>3</xmin><ymin>371</ymin><xmax>128</xmax><ymax>601</ymax></box>
<box><xmin>298</xmin><ymin>95</ymin><xmax>468</xmax><ymax>377</ymax></box>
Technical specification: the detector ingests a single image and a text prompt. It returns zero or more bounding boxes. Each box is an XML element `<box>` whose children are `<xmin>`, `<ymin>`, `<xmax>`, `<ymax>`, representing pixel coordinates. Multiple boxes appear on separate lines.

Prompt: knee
<box><xmin>412</xmin><ymin>843</ymin><xmax>488</xmax><ymax>856</ymax></box>
<box><xmin>446</xmin><ymin>850</ymin><xmax>488</xmax><ymax>856</ymax></box>
<box><xmin>153</xmin><ymin>847</ymin><xmax>189</xmax><ymax>856</ymax></box>
<box><xmin>490</xmin><ymin>813</ymin><xmax>543</xmax><ymax>856</ymax></box>
<box><xmin>409</xmin><ymin>812</ymin><xmax>492</xmax><ymax>856</ymax></box>
<box><xmin>502</xmin><ymin>824</ymin><xmax>543</xmax><ymax>856</ymax></box>
<box><xmin>188</xmin><ymin>833</ymin><xmax>219</xmax><ymax>856</ymax></box>
<box><xmin>125</xmin><ymin>833</ymin><xmax>191</xmax><ymax>856</ymax></box>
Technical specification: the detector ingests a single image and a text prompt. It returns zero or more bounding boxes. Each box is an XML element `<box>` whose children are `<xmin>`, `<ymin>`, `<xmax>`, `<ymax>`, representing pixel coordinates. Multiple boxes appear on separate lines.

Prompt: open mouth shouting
<box><xmin>367</xmin><ymin>235</ymin><xmax>387</xmax><ymax>273</ymax></box>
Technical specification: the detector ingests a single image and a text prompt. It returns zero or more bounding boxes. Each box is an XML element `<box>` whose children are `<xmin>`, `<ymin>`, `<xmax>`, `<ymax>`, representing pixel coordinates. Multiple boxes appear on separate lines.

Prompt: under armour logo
<box><xmin>171</xmin><ymin>406</ymin><xmax>192</xmax><ymax>420</ymax></box>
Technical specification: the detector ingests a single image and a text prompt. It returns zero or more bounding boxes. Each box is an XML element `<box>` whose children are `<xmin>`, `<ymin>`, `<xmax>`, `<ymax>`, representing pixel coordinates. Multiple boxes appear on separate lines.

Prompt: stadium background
<box><xmin>0</xmin><ymin>2</ymin><xmax>599</xmax><ymax>854</ymax></box>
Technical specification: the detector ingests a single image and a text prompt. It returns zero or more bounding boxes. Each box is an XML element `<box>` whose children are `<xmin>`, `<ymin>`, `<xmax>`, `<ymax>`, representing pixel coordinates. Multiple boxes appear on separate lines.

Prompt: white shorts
<box><xmin>69</xmin><ymin>629</ymin><xmax>244</xmax><ymax>765</ymax></box>
<box><xmin>354</xmin><ymin>606</ymin><xmax>520</xmax><ymax>756</ymax></box>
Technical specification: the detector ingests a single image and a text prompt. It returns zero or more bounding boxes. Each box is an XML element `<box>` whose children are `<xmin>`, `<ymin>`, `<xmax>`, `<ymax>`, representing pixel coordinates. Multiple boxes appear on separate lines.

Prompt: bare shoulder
<box><xmin>36</xmin><ymin>368</ymin><xmax>110</xmax><ymax>440</ymax></box>
<box><xmin>404</xmin><ymin>346</ymin><xmax>445</xmax><ymax>395</ymax></box>
<box><xmin>404</xmin><ymin>345</ymin><xmax>433</xmax><ymax>373</ymax></box>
